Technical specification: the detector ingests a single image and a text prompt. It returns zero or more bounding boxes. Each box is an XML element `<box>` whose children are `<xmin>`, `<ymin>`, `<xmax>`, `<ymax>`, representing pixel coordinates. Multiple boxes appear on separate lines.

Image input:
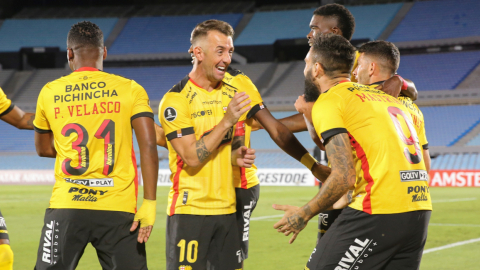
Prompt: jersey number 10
<box><xmin>61</xmin><ymin>119</ymin><xmax>115</xmax><ymax>176</ymax></box>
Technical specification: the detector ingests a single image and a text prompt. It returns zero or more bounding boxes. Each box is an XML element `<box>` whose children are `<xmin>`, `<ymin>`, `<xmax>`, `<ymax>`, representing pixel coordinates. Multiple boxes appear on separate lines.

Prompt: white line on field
<box><xmin>250</xmin><ymin>214</ymin><xmax>284</xmax><ymax>221</ymax></box>
<box><xmin>429</xmin><ymin>223</ymin><xmax>480</xmax><ymax>227</ymax></box>
<box><xmin>423</xmin><ymin>237</ymin><xmax>480</xmax><ymax>254</ymax></box>
<box><xmin>432</xmin><ymin>197</ymin><xmax>477</xmax><ymax>203</ymax></box>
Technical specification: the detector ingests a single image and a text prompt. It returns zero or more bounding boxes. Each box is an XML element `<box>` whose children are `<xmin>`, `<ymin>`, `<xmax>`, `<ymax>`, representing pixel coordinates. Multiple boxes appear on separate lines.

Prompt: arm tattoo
<box><xmin>196</xmin><ymin>137</ymin><xmax>211</xmax><ymax>163</ymax></box>
<box><xmin>287</xmin><ymin>205</ymin><xmax>312</xmax><ymax>231</ymax></box>
<box><xmin>231</xmin><ymin>135</ymin><xmax>245</xmax><ymax>151</ymax></box>
<box><xmin>347</xmin><ymin>190</ymin><xmax>353</xmax><ymax>203</ymax></box>
<box><xmin>313</xmin><ymin>134</ymin><xmax>356</xmax><ymax>213</ymax></box>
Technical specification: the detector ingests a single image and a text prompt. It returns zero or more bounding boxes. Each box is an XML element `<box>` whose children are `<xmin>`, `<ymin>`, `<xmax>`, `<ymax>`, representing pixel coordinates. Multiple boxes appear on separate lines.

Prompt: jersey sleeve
<box><xmin>312</xmin><ymin>92</ymin><xmax>347</xmax><ymax>144</ymax></box>
<box><xmin>159</xmin><ymin>93</ymin><xmax>194</xmax><ymax>141</ymax></box>
<box><xmin>235</xmin><ymin>75</ymin><xmax>265</xmax><ymax>121</ymax></box>
<box><xmin>0</xmin><ymin>88</ymin><xmax>13</xmax><ymax>117</ymax></box>
<box><xmin>131</xmin><ymin>81</ymin><xmax>154</xmax><ymax>121</ymax></box>
<box><xmin>33</xmin><ymin>87</ymin><xmax>51</xmax><ymax>133</ymax></box>
<box><xmin>416</xmin><ymin>106</ymin><xmax>428</xmax><ymax>149</ymax></box>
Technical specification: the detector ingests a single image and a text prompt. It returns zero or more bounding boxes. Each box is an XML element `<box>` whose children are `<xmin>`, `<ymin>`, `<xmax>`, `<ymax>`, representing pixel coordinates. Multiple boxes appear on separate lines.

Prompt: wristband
<box><xmin>395</xmin><ymin>75</ymin><xmax>408</xmax><ymax>91</ymax></box>
<box><xmin>300</xmin><ymin>153</ymin><xmax>317</xmax><ymax>171</ymax></box>
<box><xmin>234</xmin><ymin>121</ymin><xmax>246</xmax><ymax>136</ymax></box>
<box><xmin>134</xmin><ymin>198</ymin><xmax>157</xmax><ymax>228</ymax></box>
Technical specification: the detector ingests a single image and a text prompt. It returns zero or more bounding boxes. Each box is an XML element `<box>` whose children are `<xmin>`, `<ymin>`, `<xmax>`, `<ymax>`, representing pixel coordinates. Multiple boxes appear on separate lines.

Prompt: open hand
<box><xmin>272</xmin><ymin>204</ymin><xmax>308</xmax><ymax>244</ymax></box>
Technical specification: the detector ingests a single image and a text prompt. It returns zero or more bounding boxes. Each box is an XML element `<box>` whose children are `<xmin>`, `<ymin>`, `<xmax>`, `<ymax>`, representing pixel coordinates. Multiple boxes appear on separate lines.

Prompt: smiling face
<box><xmin>307</xmin><ymin>15</ymin><xmax>341</xmax><ymax>47</ymax></box>
<box><xmin>195</xmin><ymin>30</ymin><xmax>233</xmax><ymax>83</ymax></box>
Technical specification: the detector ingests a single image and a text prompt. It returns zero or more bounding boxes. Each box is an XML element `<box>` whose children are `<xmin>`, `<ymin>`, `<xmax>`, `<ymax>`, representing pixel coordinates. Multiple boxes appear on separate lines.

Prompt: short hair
<box><xmin>311</xmin><ymin>33</ymin><xmax>356</xmax><ymax>77</ymax></box>
<box><xmin>358</xmin><ymin>41</ymin><xmax>400</xmax><ymax>75</ymax></box>
<box><xmin>313</xmin><ymin>4</ymin><xmax>355</xmax><ymax>41</ymax></box>
<box><xmin>67</xmin><ymin>21</ymin><xmax>104</xmax><ymax>49</ymax></box>
<box><xmin>191</xmin><ymin>19</ymin><xmax>234</xmax><ymax>45</ymax></box>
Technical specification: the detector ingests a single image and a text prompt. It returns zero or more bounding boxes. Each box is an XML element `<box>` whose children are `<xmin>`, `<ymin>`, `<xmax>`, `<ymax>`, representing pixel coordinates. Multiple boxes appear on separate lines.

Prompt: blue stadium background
<box><xmin>0</xmin><ymin>0</ymin><xmax>479</xmax><ymax>172</ymax></box>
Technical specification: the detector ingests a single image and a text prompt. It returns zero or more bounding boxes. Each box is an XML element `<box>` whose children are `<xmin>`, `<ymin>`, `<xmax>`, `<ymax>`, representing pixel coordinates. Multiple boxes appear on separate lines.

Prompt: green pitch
<box><xmin>2</xmin><ymin>186</ymin><xmax>480</xmax><ymax>269</ymax></box>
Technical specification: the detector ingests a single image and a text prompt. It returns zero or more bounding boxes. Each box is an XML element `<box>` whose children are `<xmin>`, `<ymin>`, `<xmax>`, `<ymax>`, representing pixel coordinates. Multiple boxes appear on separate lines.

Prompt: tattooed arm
<box><xmin>231</xmin><ymin>134</ymin><xmax>256</xmax><ymax>168</ymax></box>
<box><xmin>273</xmin><ymin>133</ymin><xmax>356</xmax><ymax>243</ymax></box>
<box><xmin>169</xmin><ymin>92</ymin><xmax>251</xmax><ymax>168</ymax></box>
<box><xmin>0</xmin><ymin>106</ymin><xmax>35</xmax><ymax>130</ymax></box>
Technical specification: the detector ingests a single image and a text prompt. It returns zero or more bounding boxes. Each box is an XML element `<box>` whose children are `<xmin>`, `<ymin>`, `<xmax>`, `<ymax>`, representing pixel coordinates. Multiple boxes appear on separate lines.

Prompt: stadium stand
<box><xmin>108</xmin><ymin>14</ymin><xmax>243</xmax><ymax>55</ymax></box>
<box><xmin>13</xmin><ymin>6</ymin><xmax>134</xmax><ymax>19</ymax></box>
<box><xmin>431</xmin><ymin>153</ymin><xmax>480</xmax><ymax>170</ymax></box>
<box><xmin>467</xmin><ymin>133</ymin><xmax>480</xmax><ymax>146</ymax></box>
<box><xmin>388</xmin><ymin>0</ymin><xmax>480</xmax><ymax>42</ymax></box>
<box><xmin>0</xmin><ymin>69</ymin><xmax>14</xmax><ymax>88</ymax></box>
<box><xmin>0</xmin><ymin>18</ymin><xmax>118</xmax><ymax>52</ymax></box>
<box><xmin>229</xmin><ymin>62</ymin><xmax>271</xmax><ymax>86</ymax></box>
<box><xmin>235</xmin><ymin>3</ymin><xmax>402</xmax><ymax>46</ymax></box>
<box><xmin>262</xmin><ymin>61</ymin><xmax>304</xmax><ymax>98</ymax></box>
<box><xmin>134</xmin><ymin>2</ymin><xmax>254</xmax><ymax>16</ymax></box>
<box><xmin>0</xmin><ymin>120</ymin><xmax>35</xmax><ymax>152</ymax></box>
<box><xmin>422</xmin><ymin>105</ymin><xmax>480</xmax><ymax>147</ymax></box>
<box><xmin>12</xmin><ymin>69</ymin><xmax>69</xmax><ymax>103</ymax></box>
<box><xmin>397</xmin><ymin>51</ymin><xmax>480</xmax><ymax>91</ymax></box>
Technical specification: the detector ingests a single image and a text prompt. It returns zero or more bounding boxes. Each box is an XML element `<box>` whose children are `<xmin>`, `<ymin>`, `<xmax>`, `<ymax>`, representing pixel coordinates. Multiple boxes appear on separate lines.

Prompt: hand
<box><xmin>272</xmin><ymin>204</ymin><xmax>308</xmax><ymax>244</ymax></box>
<box><xmin>233</xmin><ymin>146</ymin><xmax>256</xmax><ymax>168</ymax></box>
<box><xmin>223</xmin><ymin>92</ymin><xmax>251</xmax><ymax>127</ymax></box>
<box><xmin>378</xmin><ymin>76</ymin><xmax>401</xmax><ymax>98</ymax></box>
<box><xmin>294</xmin><ymin>95</ymin><xmax>308</xmax><ymax>114</ymax></box>
<box><xmin>311</xmin><ymin>162</ymin><xmax>331</xmax><ymax>183</ymax></box>
<box><xmin>130</xmin><ymin>199</ymin><xmax>156</xmax><ymax>243</ymax></box>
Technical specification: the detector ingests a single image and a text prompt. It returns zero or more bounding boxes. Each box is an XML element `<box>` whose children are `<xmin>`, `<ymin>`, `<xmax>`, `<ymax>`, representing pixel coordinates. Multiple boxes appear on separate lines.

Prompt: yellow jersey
<box><xmin>398</xmin><ymin>96</ymin><xmax>428</xmax><ymax>150</ymax></box>
<box><xmin>33</xmin><ymin>67</ymin><xmax>153</xmax><ymax>213</ymax></box>
<box><xmin>350</xmin><ymin>51</ymin><xmax>360</xmax><ymax>82</ymax></box>
<box><xmin>312</xmin><ymin>81</ymin><xmax>432</xmax><ymax>214</ymax></box>
<box><xmin>224</xmin><ymin>68</ymin><xmax>265</xmax><ymax>189</ymax></box>
<box><xmin>0</xmin><ymin>88</ymin><xmax>13</xmax><ymax>116</ymax></box>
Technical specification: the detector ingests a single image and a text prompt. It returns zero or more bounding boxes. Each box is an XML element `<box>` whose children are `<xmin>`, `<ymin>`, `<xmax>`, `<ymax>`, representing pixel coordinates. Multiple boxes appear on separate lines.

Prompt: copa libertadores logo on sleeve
<box><xmin>164</xmin><ymin>107</ymin><xmax>177</xmax><ymax>122</ymax></box>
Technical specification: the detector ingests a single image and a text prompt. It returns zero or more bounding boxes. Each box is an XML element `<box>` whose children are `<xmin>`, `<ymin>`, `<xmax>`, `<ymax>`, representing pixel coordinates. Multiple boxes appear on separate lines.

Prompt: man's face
<box><xmin>198</xmin><ymin>30</ymin><xmax>233</xmax><ymax>82</ymax></box>
<box><xmin>303</xmin><ymin>50</ymin><xmax>320</xmax><ymax>102</ymax></box>
<box><xmin>353</xmin><ymin>53</ymin><xmax>371</xmax><ymax>85</ymax></box>
<box><xmin>307</xmin><ymin>15</ymin><xmax>339</xmax><ymax>47</ymax></box>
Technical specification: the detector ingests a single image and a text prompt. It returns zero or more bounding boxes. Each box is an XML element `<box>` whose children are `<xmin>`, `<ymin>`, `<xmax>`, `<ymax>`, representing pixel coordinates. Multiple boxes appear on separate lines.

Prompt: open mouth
<box><xmin>216</xmin><ymin>66</ymin><xmax>226</xmax><ymax>73</ymax></box>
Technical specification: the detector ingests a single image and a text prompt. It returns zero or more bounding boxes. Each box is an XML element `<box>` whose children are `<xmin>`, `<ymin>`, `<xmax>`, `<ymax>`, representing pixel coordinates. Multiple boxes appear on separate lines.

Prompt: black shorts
<box><xmin>166</xmin><ymin>214</ymin><xmax>242</xmax><ymax>270</ymax></box>
<box><xmin>306</xmin><ymin>207</ymin><xmax>431</xmax><ymax>270</ymax></box>
<box><xmin>0</xmin><ymin>209</ymin><xmax>9</xmax><ymax>240</ymax></box>
<box><xmin>317</xmin><ymin>209</ymin><xmax>342</xmax><ymax>244</ymax></box>
<box><xmin>34</xmin><ymin>208</ymin><xmax>146</xmax><ymax>270</ymax></box>
<box><xmin>235</xmin><ymin>184</ymin><xmax>260</xmax><ymax>260</ymax></box>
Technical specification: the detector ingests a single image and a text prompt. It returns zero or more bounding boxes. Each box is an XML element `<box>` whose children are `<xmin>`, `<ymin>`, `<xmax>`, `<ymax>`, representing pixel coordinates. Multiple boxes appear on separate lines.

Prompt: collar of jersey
<box><xmin>189</xmin><ymin>77</ymin><xmax>222</xmax><ymax>95</ymax></box>
<box><xmin>74</xmin><ymin>67</ymin><xmax>101</xmax><ymax>72</ymax></box>
<box><xmin>325</xmin><ymin>79</ymin><xmax>351</xmax><ymax>93</ymax></box>
<box><xmin>368</xmin><ymin>80</ymin><xmax>385</xmax><ymax>86</ymax></box>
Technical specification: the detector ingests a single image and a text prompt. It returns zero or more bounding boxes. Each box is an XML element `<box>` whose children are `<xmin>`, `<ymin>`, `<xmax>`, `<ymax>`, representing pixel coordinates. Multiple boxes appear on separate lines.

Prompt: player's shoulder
<box><xmin>100</xmin><ymin>71</ymin><xmax>141</xmax><ymax>87</ymax></box>
<box><xmin>161</xmin><ymin>75</ymin><xmax>190</xmax><ymax>106</ymax></box>
<box><xmin>167</xmin><ymin>75</ymin><xmax>190</xmax><ymax>95</ymax></box>
<box><xmin>224</xmin><ymin>67</ymin><xmax>259</xmax><ymax>93</ymax></box>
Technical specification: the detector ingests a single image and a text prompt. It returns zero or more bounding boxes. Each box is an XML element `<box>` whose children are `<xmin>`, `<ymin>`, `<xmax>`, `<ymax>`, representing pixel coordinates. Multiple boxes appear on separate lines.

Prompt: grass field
<box><xmin>1</xmin><ymin>185</ymin><xmax>480</xmax><ymax>269</ymax></box>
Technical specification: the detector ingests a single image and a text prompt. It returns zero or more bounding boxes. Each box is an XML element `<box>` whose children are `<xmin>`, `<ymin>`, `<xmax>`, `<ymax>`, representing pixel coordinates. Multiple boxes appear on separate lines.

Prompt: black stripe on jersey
<box><xmin>170</xmin><ymin>76</ymin><xmax>190</xmax><ymax>93</ymax></box>
<box><xmin>247</xmin><ymin>103</ymin><xmax>266</xmax><ymax>119</ymax></box>
<box><xmin>131</xmin><ymin>112</ymin><xmax>154</xmax><ymax>122</ymax></box>
<box><xmin>166</xmin><ymin>127</ymin><xmax>195</xmax><ymax>141</ymax></box>
<box><xmin>321</xmin><ymin>128</ymin><xmax>348</xmax><ymax>145</ymax></box>
<box><xmin>422</xmin><ymin>143</ymin><xmax>429</xmax><ymax>150</ymax></box>
<box><xmin>227</xmin><ymin>67</ymin><xmax>244</xmax><ymax>77</ymax></box>
<box><xmin>0</xmin><ymin>103</ymin><xmax>14</xmax><ymax>117</ymax></box>
<box><xmin>34</xmin><ymin>126</ymin><xmax>52</xmax><ymax>134</ymax></box>
<box><xmin>368</xmin><ymin>81</ymin><xmax>385</xmax><ymax>86</ymax></box>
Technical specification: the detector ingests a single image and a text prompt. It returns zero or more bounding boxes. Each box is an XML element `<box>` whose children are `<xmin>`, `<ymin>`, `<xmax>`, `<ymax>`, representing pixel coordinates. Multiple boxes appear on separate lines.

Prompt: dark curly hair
<box><xmin>314</xmin><ymin>4</ymin><xmax>355</xmax><ymax>41</ymax></box>
<box><xmin>311</xmin><ymin>33</ymin><xmax>356</xmax><ymax>77</ymax></box>
<box><xmin>67</xmin><ymin>21</ymin><xmax>104</xmax><ymax>49</ymax></box>
<box><xmin>358</xmin><ymin>41</ymin><xmax>400</xmax><ymax>75</ymax></box>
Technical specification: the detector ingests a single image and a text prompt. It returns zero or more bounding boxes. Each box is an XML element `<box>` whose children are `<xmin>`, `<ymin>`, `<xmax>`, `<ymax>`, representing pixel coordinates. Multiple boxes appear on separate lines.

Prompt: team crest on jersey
<box><xmin>164</xmin><ymin>107</ymin><xmax>177</xmax><ymax>122</ymax></box>
<box><xmin>179</xmin><ymin>266</ymin><xmax>192</xmax><ymax>270</ymax></box>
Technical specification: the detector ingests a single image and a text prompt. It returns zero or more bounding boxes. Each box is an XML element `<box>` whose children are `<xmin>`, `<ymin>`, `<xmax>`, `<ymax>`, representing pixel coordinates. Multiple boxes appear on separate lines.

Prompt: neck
<box><xmin>318</xmin><ymin>75</ymin><xmax>350</xmax><ymax>93</ymax></box>
<box><xmin>189</xmin><ymin>63</ymin><xmax>220</xmax><ymax>91</ymax></box>
<box><xmin>368</xmin><ymin>73</ymin><xmax>390</xmax><ymax>85</ymax></box>
<box><xmin>73</xmin><ymin>59</ymin><xmax>103</xmax><ymax>71</ymax></box>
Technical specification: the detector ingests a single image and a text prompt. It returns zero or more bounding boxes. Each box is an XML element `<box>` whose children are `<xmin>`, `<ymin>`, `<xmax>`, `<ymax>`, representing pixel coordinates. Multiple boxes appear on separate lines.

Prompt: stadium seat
<box><xmin>388</xmin><ymin>0</ymin><xmax>480</xmax><ymax>42</ymax></box>
<box><xmin>467</xmin><ymin>132</ymin><xmax>480</xmax><ymax>146</ymax></box>
<box><xmin>422</xmin><ymin>105</ymin><xmax>480</xmax><ymax>146</ymax></box>
<box><xmin>431</xmin><ymin>153</ymin><xmax>480</xmax><ymax>170</ymax></box>
<box><xmin>0</xmin><ymin>18</ymin><xmax>118</xmax><ymax>52</ymax></box>
<box><xmin>397</xmin><ymin>51</ymin><xmax>480</xmax><ymax>90</ymax></box>
<box><xmin>235</xmin><ymin>3</ymin><xmax>402</xmax><ymax>46</ymax></box>
<box><xmin>13</xmin><ymin>69</ymin><xmax>70</xmax><ymax>104</ymax></box>
<box><xmin>108</xmin><ymin>14</ymin><xmax>243</xmax><ymax>55</ymax></box>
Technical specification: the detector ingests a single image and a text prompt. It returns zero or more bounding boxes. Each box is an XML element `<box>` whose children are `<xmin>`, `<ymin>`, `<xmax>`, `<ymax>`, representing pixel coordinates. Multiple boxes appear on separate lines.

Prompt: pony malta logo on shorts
<box><xmin>164</xmin><ymin>107</ymin><xmax>177</xmax><ymax>122</ymax></box>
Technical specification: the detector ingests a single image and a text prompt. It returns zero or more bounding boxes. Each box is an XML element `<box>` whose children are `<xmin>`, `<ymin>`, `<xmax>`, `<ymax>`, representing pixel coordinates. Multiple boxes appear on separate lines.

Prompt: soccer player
<box><xmin>353</xmin><ymin>40</ymin><xmax>430</xmax><ymax>172</ymax></box>
<box><xmin>33</xmin><ymin>21</ymin><xmax>158</xmax><ymax>270</ymax></box>
<box><xmin>0</xmin><ymin>83</ymin><xmax>35</xmax><ymax>270</ymax></box>
<box><xmin>274</xmin><ymin>33</ymin><xmax>432</xmax><ymax>269</ymax></box>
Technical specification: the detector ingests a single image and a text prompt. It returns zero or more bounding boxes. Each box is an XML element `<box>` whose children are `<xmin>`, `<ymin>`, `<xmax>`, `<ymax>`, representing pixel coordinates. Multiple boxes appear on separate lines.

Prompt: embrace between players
<box><xmin>0</xmin><ymin>3</ymin><xmax>432</xmax><ymax>270</ymax></box>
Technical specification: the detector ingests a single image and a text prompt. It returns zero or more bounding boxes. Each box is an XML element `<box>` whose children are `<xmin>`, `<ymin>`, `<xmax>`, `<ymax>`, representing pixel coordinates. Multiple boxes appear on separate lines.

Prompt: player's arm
<box><xmin>276</xmin><ymin>113</ymin><xmax>308</xmax><ymax>133</ymax></box>
<box><xmin>154</xmin><ymin>123</ymin><xmax>167</xmax><ymax>148</ymax></box>
<box><xmin>380</xmin><ymin>75</ymin><xmax>418</xmax><ymax>100</ymax></box>
<box><xmin>131</xmin><ymin>116</ymin><xmax>158</xmax><ymax>244</ymax></box>
<box><xmin>423</xmin><ymin>149</ymin><xmax>431</xmax><ymax>173</ymax></box>
<box><xmin>231</xmin><ymin>122</ymin><xmax>256</xmax><ymax>168</ymax></box>
<box><xmin>273</xmin><ymin>133</ymin><xmax>356</xmax><ymax>243</ymax></box>
<box><xmin>0</xmin><ymin>105</ymin><xmax>35</xmax><ymax>130</ymax></box>
<box><xmin>170</xmin><ymin>92</ymin><xmax>251</xmax><ymax>168</ymax></box>
<box><xmin>34</xmin><ymin>131</ymin><xmax>56</xmax><ymax>158</ymax></box>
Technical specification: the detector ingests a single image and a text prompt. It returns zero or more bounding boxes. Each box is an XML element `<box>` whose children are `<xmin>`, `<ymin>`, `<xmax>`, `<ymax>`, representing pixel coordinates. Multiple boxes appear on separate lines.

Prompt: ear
<box><xmin>193</xmin><ymin>46</ymin><xmax>203</xmax><ymax>62</ymax></box>
<box><xmin>368</xmin><ymin>62</ymin><xmax>375</xmax><ymax>76</ymax></box>
<box><xmin>103</xmin><ymin>46</ymin><xmax>107</xmax><ymax>60</ymax></box>
<box><xmin>67</xmin><ymin>48</ymin><xmax>74</xmax><ymax>62</ymax></box>
<box><xmin>313</xmin><ymin>62</ymin><xmax>324</xmax><ymax>79</ymax></box>
<box><xmin>331</xmin><ymin>26</ymin><xmax>341</xmax><ymax>36</ymax></box>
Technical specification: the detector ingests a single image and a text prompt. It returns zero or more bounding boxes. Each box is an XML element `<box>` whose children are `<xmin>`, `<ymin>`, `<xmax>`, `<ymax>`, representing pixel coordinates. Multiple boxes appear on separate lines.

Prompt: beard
<box><xmin>303</xmin><ymin>71</ymin><xmax>320</xmax><ymax>102</ymax></box>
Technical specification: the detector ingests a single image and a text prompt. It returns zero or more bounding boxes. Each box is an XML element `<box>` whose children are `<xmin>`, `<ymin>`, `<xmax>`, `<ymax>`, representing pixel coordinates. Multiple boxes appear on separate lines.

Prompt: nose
<box><xmin>223</xmin><ymin>52</ymin><xmax>232</xmax><ymax>66</ymax></box>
